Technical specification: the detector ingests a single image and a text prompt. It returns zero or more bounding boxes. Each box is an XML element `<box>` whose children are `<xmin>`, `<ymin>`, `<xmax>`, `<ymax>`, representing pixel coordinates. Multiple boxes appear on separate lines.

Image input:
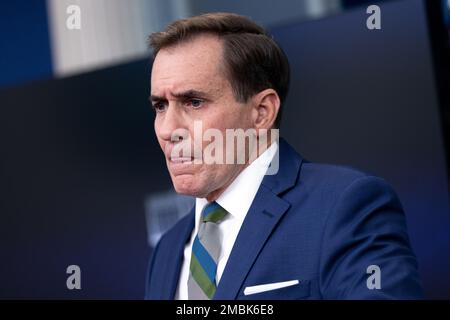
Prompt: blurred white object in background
<box><xmin>46</xmin><ymin>0</ymin><xmax>340</xmax><ymax>78</ymax></box>
<box><xmin>144</xmin><ymin>191</ymin><xmax>194</xmax><ymax>247</ymax></box>
<box><xmin>47</xmin><ymin>0</ymin><xmax>190</xmax><ymax>77</ymax></box>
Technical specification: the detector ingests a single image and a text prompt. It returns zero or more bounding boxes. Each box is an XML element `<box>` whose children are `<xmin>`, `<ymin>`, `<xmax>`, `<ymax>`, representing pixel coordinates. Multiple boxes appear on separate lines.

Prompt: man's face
<box><xmin>151</xmin><ymin>34</ymin><xmax>254</xmax><ymax>201</ymax></box>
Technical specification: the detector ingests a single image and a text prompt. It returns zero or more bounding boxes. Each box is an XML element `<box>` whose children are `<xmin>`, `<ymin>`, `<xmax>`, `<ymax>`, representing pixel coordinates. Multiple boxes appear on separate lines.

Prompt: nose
<box><xmin>155</xmin><ymin>103</ymin><xmax>187</xmax><ymax>143</ymax></box>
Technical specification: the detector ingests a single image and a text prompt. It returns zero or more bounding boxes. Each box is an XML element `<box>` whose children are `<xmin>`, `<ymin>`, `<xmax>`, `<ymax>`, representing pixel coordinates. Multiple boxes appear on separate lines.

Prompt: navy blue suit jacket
<box><xmin>145</xmin><ymin>138</ymin><xmax>423</xmax><ymax>299</ymax></box>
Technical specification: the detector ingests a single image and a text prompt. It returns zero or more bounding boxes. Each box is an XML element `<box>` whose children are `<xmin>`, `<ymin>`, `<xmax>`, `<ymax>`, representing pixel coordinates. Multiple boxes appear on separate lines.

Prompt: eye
<box><xmin>152</xmin><ymin>101</ymin><xmax>167</xmax><ymax>113</ymax></box>
<box><xmin>186</xmin><ymin>99</ymin><xmax>204</xmax><ymax>109</ymax></box>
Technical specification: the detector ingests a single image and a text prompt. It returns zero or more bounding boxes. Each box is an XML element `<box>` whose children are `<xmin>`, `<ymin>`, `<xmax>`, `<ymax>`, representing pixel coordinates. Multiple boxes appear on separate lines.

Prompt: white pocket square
<box><xmin>243</xmin><ymin>280</ymin><xmax>299</xmax><ymax>296</ymax></box>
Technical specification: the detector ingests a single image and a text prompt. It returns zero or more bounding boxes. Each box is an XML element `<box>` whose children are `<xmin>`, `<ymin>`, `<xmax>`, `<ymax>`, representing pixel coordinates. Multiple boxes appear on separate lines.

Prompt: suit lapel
<box><xmin>162</xmin><ymin>207</ymin><xmax>195</xmax><ymax>299</ymax></box>
<box><xmin>214</xmin><ymin>138</ymin><xmax>303</xmax><ymax>299</ymax></box>
<box><xmin>213</xmin><ymin>186</ymin><xmax>291</xmax><ymax>299</ymax></box>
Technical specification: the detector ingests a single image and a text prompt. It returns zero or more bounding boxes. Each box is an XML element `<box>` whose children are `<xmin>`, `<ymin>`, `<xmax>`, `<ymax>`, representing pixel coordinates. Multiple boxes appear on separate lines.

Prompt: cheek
<box><xmin>154</xmin><ymin>117</ymin><xmax>160</xmax><ymax>134</ymax></box>
<box><xmin>158</xmin><ymin>139</ymin><xmax>165</xmax><ymax>153</ymax></box>
<box><xmin>156</xmin><ymin>134</ymin><xmax>165</xmax><ymax>152</ymax></box>
<box><xmin>202</xmin><ymin>112</ymin><xmax>237</xmax><ymax>133</ymax></box>
<box><xmin>154</xmin><ymin>121</ymin><xmax>164</xmax><ymax>149</ymax></box>
<box><xmin>226</xmin><ymin>104</ymin><xmax>252</xmax><ymax>128</ymax></box>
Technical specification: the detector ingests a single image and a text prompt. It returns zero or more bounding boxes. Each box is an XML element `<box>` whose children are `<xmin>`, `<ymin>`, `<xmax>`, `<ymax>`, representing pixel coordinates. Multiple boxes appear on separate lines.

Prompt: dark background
<box><xmin>1</xmin><ymin>0</ymin><xmax>449</xmax><ymax>298</ymax></box>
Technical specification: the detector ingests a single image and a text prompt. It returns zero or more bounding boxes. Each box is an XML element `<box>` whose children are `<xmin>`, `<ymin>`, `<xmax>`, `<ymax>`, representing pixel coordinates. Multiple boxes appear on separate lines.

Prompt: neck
<box><xmin>204</xmin><ymin>137</ymin><xmax>275</xmax><ymax>202</ymax></box>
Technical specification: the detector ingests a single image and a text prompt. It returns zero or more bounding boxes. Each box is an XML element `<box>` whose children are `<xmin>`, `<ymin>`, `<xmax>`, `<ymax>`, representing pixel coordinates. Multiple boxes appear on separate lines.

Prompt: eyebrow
<box><xmin>150</xmin><ymin>89</ymin><xmax>211</xmax><ymax>102</ymax></box>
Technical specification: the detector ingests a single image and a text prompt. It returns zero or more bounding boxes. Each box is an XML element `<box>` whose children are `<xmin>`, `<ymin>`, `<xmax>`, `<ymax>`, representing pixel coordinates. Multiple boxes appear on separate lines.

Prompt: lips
<box><xmin>165</xmin><ymin>143</ymin><xmax>199</xmax><ymax>163</ymax></box>
<box><xmin>167</xmin><ymin>156</ymin><xmax>197</xmax><ymax>176</ymax></box>
<box><xmin>170</xmin><ymin>156</ymin><xmax>194</xmax><ymax>163</ymax></box>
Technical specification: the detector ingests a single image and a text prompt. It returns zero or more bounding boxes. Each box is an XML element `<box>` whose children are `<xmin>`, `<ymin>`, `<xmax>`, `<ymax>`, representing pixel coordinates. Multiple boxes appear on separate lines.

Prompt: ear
<box><xmin>251</xmin><ymin>89</ymin><xmax>280</xmax><ymax>130</ymax></box>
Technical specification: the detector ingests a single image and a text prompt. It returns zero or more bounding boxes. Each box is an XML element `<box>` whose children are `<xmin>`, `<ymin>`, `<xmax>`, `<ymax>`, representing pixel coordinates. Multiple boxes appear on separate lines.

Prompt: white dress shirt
<box><xmin>175</xmin><ymin>142</ymin><xmax>278</xmax><ymax>300</ymax></box>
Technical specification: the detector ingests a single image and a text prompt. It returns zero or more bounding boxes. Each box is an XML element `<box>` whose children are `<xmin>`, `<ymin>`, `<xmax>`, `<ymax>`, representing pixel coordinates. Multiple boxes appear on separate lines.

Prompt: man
<box><xmin>145</xmin><ymin>12</ymin><xmax>423</xmax><ymax>299</ymax></box>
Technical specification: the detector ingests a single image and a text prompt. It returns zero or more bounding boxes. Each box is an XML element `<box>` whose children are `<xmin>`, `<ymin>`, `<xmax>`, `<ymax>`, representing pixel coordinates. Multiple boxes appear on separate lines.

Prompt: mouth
<box><xmin>167</xmin><ymin>156</ymin><xmax>197</xmax><ymax>176</ymax></box>
<box><xmin>169</xmin><ymin>156</ymin><xmax>194</xmax><ymax>164</ymax></box>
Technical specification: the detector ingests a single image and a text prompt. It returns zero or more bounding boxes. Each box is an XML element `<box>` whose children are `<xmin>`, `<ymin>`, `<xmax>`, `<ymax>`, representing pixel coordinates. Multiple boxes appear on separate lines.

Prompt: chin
<box><xmin>172</xmin><ymin>175</ymin><xmax>204</xmax><ymax>197</ymax></box>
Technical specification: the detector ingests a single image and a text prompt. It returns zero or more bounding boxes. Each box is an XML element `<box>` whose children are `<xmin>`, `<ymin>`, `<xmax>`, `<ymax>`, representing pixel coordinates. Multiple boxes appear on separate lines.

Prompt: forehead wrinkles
<box><xmin>151</xmin><ymin>35</ymin><xmax>230</xmax><ymax>94</ymax></box>
<box><xmin>152</xmin><ymin>73</ymin><xmax>226</xmax><ymax>99</ymax></box>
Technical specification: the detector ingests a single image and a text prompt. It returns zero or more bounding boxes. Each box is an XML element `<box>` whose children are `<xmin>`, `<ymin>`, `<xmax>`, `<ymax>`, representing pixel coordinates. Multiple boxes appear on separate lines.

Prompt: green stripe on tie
<box><xmin>188</xmin><ymin>201</ymin><xmax>229</xmax><ymax>300</ymax></box>
<box><xmin>203</xmin><ymin>207</ymin><xmax>228</xmax><ymax>223</ymax></box>
<box><xmin>190</xmin><ymin>253</ymin><xmax>216</xmax><ymax>299</ymax></box>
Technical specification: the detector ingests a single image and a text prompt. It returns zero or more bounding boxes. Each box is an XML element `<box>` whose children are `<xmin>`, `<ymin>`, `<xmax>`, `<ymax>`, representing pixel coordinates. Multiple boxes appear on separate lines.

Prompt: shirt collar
<box><xmin>195</xmin><ymin>141</ymin><xmax>278</xmax><ymax>225</ymax></box>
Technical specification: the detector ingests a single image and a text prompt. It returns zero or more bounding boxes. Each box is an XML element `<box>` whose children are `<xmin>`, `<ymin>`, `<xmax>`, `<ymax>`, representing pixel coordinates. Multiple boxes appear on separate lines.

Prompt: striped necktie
<box><xmin>188</xmin><ymin>201</ymin><xmax>228</xmax><ymax>300</ymax></box>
